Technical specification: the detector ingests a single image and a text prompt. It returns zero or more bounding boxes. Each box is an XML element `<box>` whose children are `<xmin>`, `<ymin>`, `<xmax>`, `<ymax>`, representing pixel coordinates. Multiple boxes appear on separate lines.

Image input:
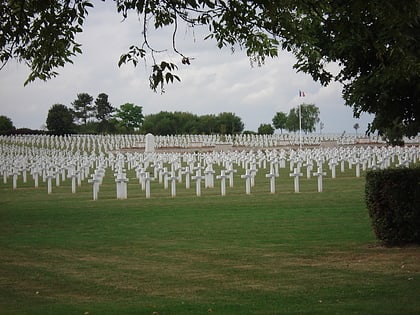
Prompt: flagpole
<box><xmin>298</xmin><ymin>90</ymin><xmax>305</xmax><ymax>150</ymax></box>
<box><xmin>299</xmin><ymin>103</ymin><xmax>302</xmax><ymax>150</ymax></box>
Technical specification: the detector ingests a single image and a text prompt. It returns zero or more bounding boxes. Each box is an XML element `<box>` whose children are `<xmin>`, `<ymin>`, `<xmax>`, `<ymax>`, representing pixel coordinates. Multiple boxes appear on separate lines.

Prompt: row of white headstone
<box><xmin>1</xmin><ymin>139</ymin><xmax>419</xmax><ymax>199</ymax></box>
<box><xmin>3</xmin><ymin>133</ymin><xmax>419</xmax><ymax>154</ymax></box>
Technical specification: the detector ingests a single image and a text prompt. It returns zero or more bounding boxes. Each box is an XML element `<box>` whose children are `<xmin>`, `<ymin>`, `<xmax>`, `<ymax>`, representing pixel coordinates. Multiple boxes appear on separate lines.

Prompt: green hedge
<box><xmin>365</xmin><ymin>167</ymin><xmax>420</xmax><ymax>246</ymax></box>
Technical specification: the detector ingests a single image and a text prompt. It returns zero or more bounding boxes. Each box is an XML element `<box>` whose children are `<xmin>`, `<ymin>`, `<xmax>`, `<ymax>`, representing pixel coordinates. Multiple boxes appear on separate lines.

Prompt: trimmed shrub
<box><xmin>365</xmin><ymin>167</ymin><xmax>420</xmax><ymax>246</ymax></box>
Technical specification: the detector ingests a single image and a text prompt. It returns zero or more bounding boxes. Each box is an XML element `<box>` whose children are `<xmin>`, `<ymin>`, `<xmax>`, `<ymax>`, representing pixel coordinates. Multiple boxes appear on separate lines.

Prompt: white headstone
<box><xmin>145</xmin><ymin>133</ymin><xmax>155</xmax><ymax>153</ymax></box>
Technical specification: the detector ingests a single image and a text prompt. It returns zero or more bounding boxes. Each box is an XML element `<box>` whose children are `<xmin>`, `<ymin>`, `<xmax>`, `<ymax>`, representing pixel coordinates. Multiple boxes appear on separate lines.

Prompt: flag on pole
<box><xmin>299</xmin><ymin>90</ymin><xmax>305</xmax><ymax>97</ymax></box>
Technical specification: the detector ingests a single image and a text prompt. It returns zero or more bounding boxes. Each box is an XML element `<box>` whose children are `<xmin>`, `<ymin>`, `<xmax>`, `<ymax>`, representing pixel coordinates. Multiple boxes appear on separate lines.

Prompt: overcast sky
<box><xmin>0</xmin><ymin>2</ymin><xmax>373</xmax><ymax>134</ymax></box>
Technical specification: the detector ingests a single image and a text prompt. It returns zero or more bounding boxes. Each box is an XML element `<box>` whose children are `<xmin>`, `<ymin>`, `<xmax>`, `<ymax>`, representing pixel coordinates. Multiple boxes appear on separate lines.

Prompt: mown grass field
<box><xmin>1</xmin><ymin>162</ymin><xmax>419</xmax><ymax>314</ymax></box>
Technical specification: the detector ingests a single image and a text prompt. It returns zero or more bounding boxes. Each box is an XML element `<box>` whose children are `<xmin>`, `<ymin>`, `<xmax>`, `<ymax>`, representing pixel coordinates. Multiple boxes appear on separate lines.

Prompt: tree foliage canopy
<box><xmin>272</xmin><ymin>112</ymin><xmax>288</xmax><ymax>133</ymax></box>
<box><xmin>217</xmin><ymin>112</ymin><xmax>244</xmax><ymax>135</ymax></box>
<box><xmin>284</xmin><ymin>103</ymin><xmax>320</xmax><ymax>134</ymax></box>
<box><xmin>71</xmin><ymin>92</ymin><xmax>94</xmax><ymax>125</ymax></box>
<box><xmin>0</xmin><ymin>0</ymin><xmax>91</xmax><ymax>85</ymax></box>
<box><xmin>116</xmin><ymin>103</ymin><xmax>144</xmax><ymax>131</ymax></box>
<box><xmin>1</xmin><ymin>0</ymin><xmax>418</xmax><ymax>141</ymax></box>
<box><xmin>300</xmin><ymin>103</ymin><xmax>320</xmax><ymax>134</ymax></box>
<box><xmin>0</xmin><ymin>115</ymin><xmax>15</xmax><ymax>135</ymax></box>
<box><xmin>95</xmin><ymin>93</ymin><xmax>115</xmax><ymax>122</ymax></box>
<box><xmin>46</xmin><ymin>104</ymin><xmax>75</xmax><ymax>135</ymax></box>
<box><xmin>257</xmin><ymin>123</ymin><xmax>274</xmax><ymax>135</ymax></box>
<box><xmin>141</xmin><ymin>111</ymin><xmax>244</xmax><ymax>135</ymax></box>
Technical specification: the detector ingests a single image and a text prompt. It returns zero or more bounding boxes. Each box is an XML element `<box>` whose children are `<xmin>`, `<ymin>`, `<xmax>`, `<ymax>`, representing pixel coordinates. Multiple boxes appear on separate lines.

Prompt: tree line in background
<box><xmin>1</xmin><ymin>92</ymin><xmax>323</xmax><ymax>136</ymax></box>
<box><xmin>43</xmin><ymin>92</ymin><xmax>247</xmax><ymax>135</ymax></box>
<box><xmin>45</xmin><ymin>92</ymin><xmax>144</xmax><ymax>135</ymax></box>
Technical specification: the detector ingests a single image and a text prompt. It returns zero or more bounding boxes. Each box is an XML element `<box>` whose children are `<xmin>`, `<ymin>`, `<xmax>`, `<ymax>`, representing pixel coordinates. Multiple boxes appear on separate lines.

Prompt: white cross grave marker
<box><xmin>32</xmin><ymin>168</ymin><xmax>40</xmax><ymax>188</ymax></box>
<box><xmin>289</xmin><ymin>168</ymin><xmax>303</xmax><ymax>193</ymax></box>
<box><xmin>225</xmin><ymin>163</ymin><xmax>237</xmax><ymax>188</ymax></box>
<box><xmin>313</xmin><ymin>167</ymin><xmax>327</xmax><ymax>192</ymax></box>
<box><xmin>182</xmin><ymin>166</ymin><xmax>191</xmax><ymax>189</ymax></box>
<box><xmin>305</xmin><ymin>160</ymin><xmax>313</xmax><ymax>179</ymax></box>
<box><xmin>192</xmin><ymin>170</ymin><xmax>204</xmax><ymax>197</ymax></box>
<box><xmin>329</xmin><ymin>159</ymin><xmax>337</xmax><ymax>179</ymax></box>
<box><xmin>354</xmin><ymin>159</ymin><xmax>361</xmax><ymax>177</ymax></box>
<box><xmin>216</xmin><ymin>170</ymin><xmax>228</xmax><ymax>196</ymax></box>
<box><xmin>168</xmin><ymin>171</ymin><xmax>178</xmax><ymax>197</ymax></box>
<box><xmin>88</xmin><ymin>175</ymin><xmax>101</xmax><ymax>200</ymax></box>
<box><xmin>136</xmin><ymin>167</ymin><xmax>147</xmax><ymax>190</ymax></box>
<box><xmin>12</xmin><ymin>169</ymin><xmax>19</xmax><ymax>190</ymax></box>
<box><xmin>241</xmin><ymin>169</ymin><xmax>253</xmax><ymax>195</ymax></box>
<box><xmin>68</xmin><ymin>168</ymin><xmax>78</xmax><ymax>194</ymax></box>
<box><xmin>46</xmin><ymin>170</ymin><xmax>55</xmax><ymax>194</ymax></box>
<box><xmin>144</xmin><ymin>172</ymin><xmax>155</xmax><ymax>198</ymax></box>
<box><xmin>161</xmin><ymin>167</ymin><xmax>171</xmax><ymax>190</ymax></box>
<box><xmin>265</xmin><ymin>171</ymin><xmax>277</xmax><ymax>194</ymax></box>
<box><xmin>55</xmin><ymin>167</ymin><xmax>60</xmax><ymax>187</ymax></box>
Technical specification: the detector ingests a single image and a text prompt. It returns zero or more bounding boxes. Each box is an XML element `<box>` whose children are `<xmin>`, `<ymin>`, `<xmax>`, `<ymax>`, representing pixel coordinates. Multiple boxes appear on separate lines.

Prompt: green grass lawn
<box><xmin>0</xmin><ymin>163</ymin><xmax>419</xmax><ymax>314</ymax></box>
